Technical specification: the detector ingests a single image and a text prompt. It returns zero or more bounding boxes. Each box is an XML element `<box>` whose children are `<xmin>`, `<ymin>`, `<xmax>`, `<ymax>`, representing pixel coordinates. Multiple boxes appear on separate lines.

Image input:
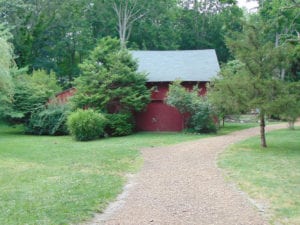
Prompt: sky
<box><xmin>237</xmin><ymin>0</ymin><xmax>259</xmax><ymax>12</ymax></box>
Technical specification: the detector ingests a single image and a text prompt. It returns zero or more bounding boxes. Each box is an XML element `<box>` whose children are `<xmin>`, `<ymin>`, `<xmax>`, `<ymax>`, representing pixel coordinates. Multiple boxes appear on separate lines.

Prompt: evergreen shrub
<box><xmin>26</xmin><ymin>104</ymin><xmax>70</xmax><ymax>135</ymax></box>
<box><xmin>67</xmin><ymin>109</ymin><xmax>107</xmax><ymax>141</ymax></box>
<box><xmin>105</xmin><ymin>113</ymin><xmax>134</xmax><ymax>136</ymax></box>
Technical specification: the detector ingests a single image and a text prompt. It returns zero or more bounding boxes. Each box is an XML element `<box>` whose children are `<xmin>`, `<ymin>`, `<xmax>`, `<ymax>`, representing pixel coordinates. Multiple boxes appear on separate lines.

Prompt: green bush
<box><xmin>67</xmin><ymin>109</ymin><xmax>107</xmax><ymax>141</ymax></box>
<box><xmin>26</xmin><ymin>104</ymin><xmax>70</xmax><ymax>135</ymax></box>
<box><xmin>8</xmin><ymin>69</ymin><xmax>61</xmax><ymax>124</ymax></box>
<box><xmin>105</xmin><ymin>113</ymin><xmax>134</xmax><ymax>136</ymax></box>
<box><xmin>188</xmin><ymin>102</ymin><xmax>217</xmax><ymax>133</ymax></box>
<box><xmin>166</xmin><ymin>80</ymin><xmax>217</xmax><ymax>134</ymax></box>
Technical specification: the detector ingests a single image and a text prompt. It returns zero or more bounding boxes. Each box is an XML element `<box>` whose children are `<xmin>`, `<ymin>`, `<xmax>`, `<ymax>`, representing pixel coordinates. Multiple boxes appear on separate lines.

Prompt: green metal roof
<box><xmin>131</xmin><ymin>50</ymin><xmax>220</xmax><ymax>82</ymax></box>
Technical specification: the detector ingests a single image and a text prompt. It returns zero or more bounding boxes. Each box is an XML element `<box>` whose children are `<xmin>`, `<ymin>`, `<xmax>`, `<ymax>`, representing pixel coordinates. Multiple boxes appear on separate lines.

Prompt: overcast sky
<box><xmin>237</xmin><ymin>0</ymin><xmax>258</xmax><ymax>11</ymax></box>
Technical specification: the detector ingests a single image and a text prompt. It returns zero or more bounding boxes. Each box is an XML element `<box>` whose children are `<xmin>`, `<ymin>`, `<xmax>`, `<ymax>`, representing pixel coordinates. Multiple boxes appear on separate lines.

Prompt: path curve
<box><xmin>87</xmin><ymin>123</ymin><xmax>296</xmax><ymax>225</ymax></box>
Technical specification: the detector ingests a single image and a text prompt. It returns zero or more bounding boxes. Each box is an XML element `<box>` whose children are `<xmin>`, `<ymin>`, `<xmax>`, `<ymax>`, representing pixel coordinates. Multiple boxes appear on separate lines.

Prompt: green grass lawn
<box><xmin>0</xmin><ymin>122</ymin><xmax>259</xmax><ymax>224</ymax></box>
<box><xmin>219</xmin><ymin>128</ymin><xmax>300</xmax><ymax>225</ymax></box>
<box><xmin>0</xmin><ymin>124</ymin><xmax>208</xmax><ymax>225</ymax></box>
<box><xmin>217</xmin><ymin>122</ymin><xmax>259</xmax><ymax>135</ymax></box>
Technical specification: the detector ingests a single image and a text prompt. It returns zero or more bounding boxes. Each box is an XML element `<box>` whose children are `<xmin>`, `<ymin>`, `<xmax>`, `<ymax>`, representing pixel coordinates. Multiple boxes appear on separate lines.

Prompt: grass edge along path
<box><xmin>218</xmin><ymin>127</ymin><xmax>300</xmax><ymax>225</ymax></box>
<box><xmin>0</xmin><ymin>124</ymin><xmax>208</xmax><ymax>225</ymax></box>
<box><xmin>0</xmin><ymin>122</ymin><xmax>258</xmax><ymax>225</ymax></box>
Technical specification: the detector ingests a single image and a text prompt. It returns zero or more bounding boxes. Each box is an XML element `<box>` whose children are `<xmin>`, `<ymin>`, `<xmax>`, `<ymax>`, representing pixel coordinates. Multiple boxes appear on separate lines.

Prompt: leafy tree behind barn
<box><xmin>0</xmin><ymin>0</ymin><xmax>244</xmax><ymax>86</ymax></box>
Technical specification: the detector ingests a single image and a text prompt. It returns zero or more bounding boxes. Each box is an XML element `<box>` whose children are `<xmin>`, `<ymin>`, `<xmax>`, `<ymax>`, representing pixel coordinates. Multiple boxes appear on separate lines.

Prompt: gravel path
<box><xmin>87</xmin><ymin>123</ymin><xmax>295</xmax><ymax>225</ymax></box>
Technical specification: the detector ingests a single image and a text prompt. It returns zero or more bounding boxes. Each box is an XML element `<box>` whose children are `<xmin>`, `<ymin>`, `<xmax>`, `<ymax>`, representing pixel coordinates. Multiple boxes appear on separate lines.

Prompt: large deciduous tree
<box><xmin>177</xmin><ymin>0</ymin><xmax>243</xmax><ymax>62</ymax></box>
<box><xmin>129</xmin><ymin>0</ymin><xmax>181</xmax><ymax>50</ymax></box>
<box><xmin>0</xmin><ymin>0</ymin><xmax>98</xmax><ymax>86</ymax></box>
<box><xmin>0</xmin><ymin>24</ymin><xmax>14</xmax><ymax>119</ymax></box>
<box><xmin>113</xmin><ymin>0</ymin><xmax>145</xmax><ymax>49</ymax></box>
<box><xmin>0</xmin><ymin>0</ymin><xmax>245</xmax><ymax>82</ymax></box>
<box><xmin>259</xmin><ymin>0</ymin><xmax>300</xmax><ymax>80</ymax></box>
<box><xmin>72</xmin><ymin>37</ymin><xmax>150</xmax><ymax>114</ymax></box>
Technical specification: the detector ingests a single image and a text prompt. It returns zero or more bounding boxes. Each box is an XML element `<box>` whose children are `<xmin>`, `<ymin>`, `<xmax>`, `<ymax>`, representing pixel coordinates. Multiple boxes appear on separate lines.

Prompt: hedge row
<box><xmin>26</xmin><ymin>105</ymin><xmax>134</xmax><ymax>141</ymax></box>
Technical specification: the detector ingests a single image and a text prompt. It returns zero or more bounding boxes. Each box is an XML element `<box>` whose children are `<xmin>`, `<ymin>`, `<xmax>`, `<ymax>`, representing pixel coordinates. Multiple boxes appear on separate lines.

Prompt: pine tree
<box><xmin>209</xmin><ymin>18</ymin><xmax>297</xmax><ymax>147</ymax></box>
<box><xmin>72</xmin><ymin>37</ymin><xmax>150</xmax><ymax>114</ymax></box>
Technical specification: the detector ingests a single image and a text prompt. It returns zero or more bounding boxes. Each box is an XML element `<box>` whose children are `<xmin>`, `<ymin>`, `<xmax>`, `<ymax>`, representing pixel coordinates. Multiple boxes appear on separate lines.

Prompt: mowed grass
<box><xmin>0</xmin><ymin>122</ymin><xmax>259</xmax><ymax>224</ymax></box>
<box><xmin>0</xmin><ymin>124</ymin><xmax>205</xmax><ymax>225</ymax></box>
<box><xmin>217</xmin><ymin>122</ymin><xmax>259</xmax><ymax>135</ymax></box>
<box><xmin>219</xmin><ymin>128</ymin><xmax>300</xmax><ymax>225</ymax></box>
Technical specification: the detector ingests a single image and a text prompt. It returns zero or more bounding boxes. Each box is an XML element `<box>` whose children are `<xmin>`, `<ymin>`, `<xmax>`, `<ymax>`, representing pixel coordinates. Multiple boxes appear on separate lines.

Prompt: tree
<box><xmin>0</xmin><ymin>0</ymin><xmax>246</xmax><ymax>79</ymax></box>
<box><xmin>207</xmin><ymin>60</ymin><xmax>246</xmax><ymax>127</ymax></box>
<box><xmin>177</xmin><ymin>1</ymin><xmax>243</xmax><ymax>62</ymax></box>
<box><xmin>0</xmin><ymin>24</ymin><xmax>14</xmax><ymax>119</ymax></box>
<box><xmin>259</xmin><ymin>0</ymin><xmax>300</xmax><ymax>80</ymax></box>
<box><xmin>209</xmin><ymin>19</ymin><xmax>294</xmax><ymax>147</ymax></box>
<box><xmin>72</xmin><ymin>37</ymin><xmax>150</xmax><ymax>114</ymax></box>
<box><xmin>278</xmin><ymin>82</ymin><xmax>300</xmax><ymax>129</ymax></box>
<box><xmin>113</xmin><ymin>0</ymin><xmax>144</xmax><ymax>48</ymax></box>
<box><xmin>0</xmin><ymin>0</ymin><xmax>97</xmax><ymax>86</ymax></box>
<box><xmin>129</xmin><ymin>0</ymin><xmax>181</xmax><ymax>50</ymax></box>
<box><xmin>9</xmin><ymin>69</ymin><xmax>61</xmax><ymax>123</ymax></box>
<box><xmin>28</xmin><ymin>0</ymin><xmax>95</xmax><ymax>85</ymax></box>
<box><xmin>259</xmin><ymin>0</ymin><xmax>299</xmax><ymax>45</ymax></box>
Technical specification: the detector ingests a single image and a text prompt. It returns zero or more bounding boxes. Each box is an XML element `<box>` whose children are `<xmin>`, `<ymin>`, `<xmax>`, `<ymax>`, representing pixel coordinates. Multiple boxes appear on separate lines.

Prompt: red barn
<box><xmin>49</xmin><ymin>87</ymin><xmax>76</xmax><ymax>104</ymax></box>
<box><xmin>131</xmin><ymin>50</ymin><xmax>220</xmax><ymax>132</ymax></box>
<box><xmin>54</xmin><ymin>50</ymin><xmax>220</xmax><ymax>132</ymax></box>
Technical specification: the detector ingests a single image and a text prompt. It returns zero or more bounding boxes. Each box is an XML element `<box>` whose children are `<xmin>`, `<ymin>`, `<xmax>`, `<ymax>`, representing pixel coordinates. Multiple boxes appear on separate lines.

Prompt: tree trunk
<box><xmin>275</xmin><ymin>33</ymin><xmax>286</xmax><ymax>80</ymax></box>
<box><xmin>280</xmin><ymin>68</ymin><xmax>286</xmax><ymax>80</ymax></box>
<box><xmin>260</xmin><ymin>113</ymin><xmax>267</xmax><ymax>148</ymax></box>
<box><xmin>288</xmin><ymin>120</ymin><xmax>295</xmax><ymax>130</ymax></box>
<box><xmin>113</xmin><ymin>0</ymin><xmax>144</xmax><ymax>49</ymax></box>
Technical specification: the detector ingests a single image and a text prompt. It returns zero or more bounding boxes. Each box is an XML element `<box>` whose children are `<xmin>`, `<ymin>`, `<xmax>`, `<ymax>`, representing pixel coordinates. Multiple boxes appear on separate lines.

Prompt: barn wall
<box><xmin>135</xmin><ymin>101</ymin><xmax>184</xmax><ymax>131</ymax></box>
<box><xmin>135</xmin><ymin>81</ymin><xmax>207</xmax><ymax>132</ymax></box>
<box><xmin>50</xmin><ymin>88</ymin><xmax>76</xmax><ymax>104</ymax></box>
<box><xmin>51</xmin><ymin>82</ymin><xmax>208</xmax><ymax>132</ymax></box>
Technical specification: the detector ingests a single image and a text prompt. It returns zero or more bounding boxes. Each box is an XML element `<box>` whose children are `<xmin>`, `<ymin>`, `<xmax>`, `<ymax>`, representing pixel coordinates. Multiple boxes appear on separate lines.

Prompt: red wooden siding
<box><xmin>50</xmin><ymin>88</ymin><xmax>76</xmax><ymax>104</ymax></box>
<box><xmin>52</xmin><ymin>82</ymin><xmax>208</xmax><ymax>132</ymax></box>
<box><xmin>135</xmin><ymin>101</ymin><xmax>184</xmax><ymax>131</ymax></box>
<box><xmin>135</xmin><ymin>82</ymin><xmax>207</xmax><ymax>132</ymax></box>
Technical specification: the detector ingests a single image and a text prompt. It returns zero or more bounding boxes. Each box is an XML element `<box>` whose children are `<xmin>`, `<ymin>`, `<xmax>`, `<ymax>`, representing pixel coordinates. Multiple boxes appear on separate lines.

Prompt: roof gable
<box><xmin>131</xmin><ymin>50</ymin><xmax>220</xmax><ymax>82</ymax></box>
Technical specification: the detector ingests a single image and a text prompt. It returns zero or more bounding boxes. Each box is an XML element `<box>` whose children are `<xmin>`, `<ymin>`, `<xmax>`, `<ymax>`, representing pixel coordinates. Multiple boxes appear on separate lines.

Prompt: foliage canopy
<box><xmin>0</xmin><ymin>24</ymin><xmax>14</xmax><ymax>119</ymax></box>
<box><xmin>209</xmin><ymin>16</ymin><xmax>300</xmax><ymax>147</ymax></box>
<box><xmin>9</xmin><ymin>69</ymin><xmax>61</xmax><ymax>123</ymax></box>
<box><xmin>0</xmin><ymin>0</ymin><xmax>244</xmax><ymax>85</ymax></box>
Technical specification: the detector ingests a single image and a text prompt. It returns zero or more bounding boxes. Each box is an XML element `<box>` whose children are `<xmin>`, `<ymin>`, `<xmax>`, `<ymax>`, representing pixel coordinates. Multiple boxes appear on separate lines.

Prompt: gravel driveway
<box><xmin>87</xmin><ymin>123</ymin><xmax>294</xmax><ymax>225</ymax></box>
